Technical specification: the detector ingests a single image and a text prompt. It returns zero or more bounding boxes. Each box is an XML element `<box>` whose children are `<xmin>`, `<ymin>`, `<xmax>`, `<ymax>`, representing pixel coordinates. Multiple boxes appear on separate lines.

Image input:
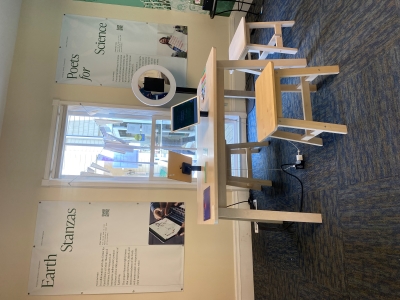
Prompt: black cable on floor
<box><xmin>251</xmin><ymin>163</ymin><xmax>304</xmax><ymax>231</ymax></box>
<box><xmin>280</xmin><ymin>163</ymin><xmax>304</xmax><ymax>230</ymax></box>
<box><xmin>226</xmin><ymin>162</ymin><xmax>304</xmax><ymax>231</ymax></box>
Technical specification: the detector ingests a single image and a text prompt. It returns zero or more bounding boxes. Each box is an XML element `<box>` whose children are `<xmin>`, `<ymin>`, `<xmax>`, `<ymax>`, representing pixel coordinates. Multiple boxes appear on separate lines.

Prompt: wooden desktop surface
<box><xmin>196</xmin><ymin>47</ymin><xmax>223</xmax><ymax>224</ymax></box>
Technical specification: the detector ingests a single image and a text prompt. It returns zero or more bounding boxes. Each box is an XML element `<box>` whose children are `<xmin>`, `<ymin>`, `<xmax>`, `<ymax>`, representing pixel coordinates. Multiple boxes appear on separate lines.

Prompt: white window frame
<box><xmin>42</xmin><ymin>100</ymin><xmax>246</xmax><ymax>189</ymax></box>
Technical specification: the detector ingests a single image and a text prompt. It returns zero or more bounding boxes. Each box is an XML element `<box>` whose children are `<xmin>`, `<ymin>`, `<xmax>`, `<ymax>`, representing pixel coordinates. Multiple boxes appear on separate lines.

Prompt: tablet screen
<box><xmin>171</xmin><ymin>97</ymin><xmax>199</xmax><ymax>131</ymax></box>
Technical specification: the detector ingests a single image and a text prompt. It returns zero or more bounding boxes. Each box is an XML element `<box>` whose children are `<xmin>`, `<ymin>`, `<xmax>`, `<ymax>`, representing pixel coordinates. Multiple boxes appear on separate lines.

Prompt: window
<box><xmin>43</xmin><ymin>100</ymin><xmax>243</xmax><ymax>188</ymax></box>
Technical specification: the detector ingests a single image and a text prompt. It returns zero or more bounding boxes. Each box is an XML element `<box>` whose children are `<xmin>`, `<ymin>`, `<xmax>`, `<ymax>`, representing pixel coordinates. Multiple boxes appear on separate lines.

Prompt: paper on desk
<box><xmin>198</xmin><ymin>69</ymin><xmax>209</xmax><ymax>112</ymax></box>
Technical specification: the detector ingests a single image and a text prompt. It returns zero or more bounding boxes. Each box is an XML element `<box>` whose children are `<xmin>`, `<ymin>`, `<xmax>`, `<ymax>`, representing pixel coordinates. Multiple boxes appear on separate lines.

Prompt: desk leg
<box><xmin>218</xmin><ymin>208</ymin><xmax>322</xmax><ymax>223</ymax></box>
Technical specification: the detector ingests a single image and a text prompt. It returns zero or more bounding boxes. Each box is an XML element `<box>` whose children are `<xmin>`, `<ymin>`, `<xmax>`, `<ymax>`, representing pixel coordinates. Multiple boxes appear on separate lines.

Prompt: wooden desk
<box><xmin>196</xmin><ymin>47</ymin><xmax>322</xmax><ymax>225</ymax></box>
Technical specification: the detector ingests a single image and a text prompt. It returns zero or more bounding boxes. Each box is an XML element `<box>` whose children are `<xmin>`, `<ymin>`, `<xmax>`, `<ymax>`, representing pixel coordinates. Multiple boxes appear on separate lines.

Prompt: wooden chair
<box><xmin>229</xmin><ymin>17</ymin><xmax>301</xmax><ymax>75</ymax></box>
<box><xmin>226</xmin><ymin>141</ymin><xmax>272</xmax><ymax>190</ymax></box>
<box><xmin>255</xmin><ymin>62</ymin><xmax>348</xmax><ymax>146</ymax></box>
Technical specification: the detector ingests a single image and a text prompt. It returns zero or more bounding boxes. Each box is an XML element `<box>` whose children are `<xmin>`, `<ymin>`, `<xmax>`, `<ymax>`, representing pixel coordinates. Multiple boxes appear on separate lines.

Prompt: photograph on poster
<box><xmin>149</xmin><ymin>202</ymin><xmax>185</xmax><ymax>245</ymax></box>
<box><xmin>158</xmin><ymin>26</ymin><xmax>188</xmax><ymax>58</ymax></box>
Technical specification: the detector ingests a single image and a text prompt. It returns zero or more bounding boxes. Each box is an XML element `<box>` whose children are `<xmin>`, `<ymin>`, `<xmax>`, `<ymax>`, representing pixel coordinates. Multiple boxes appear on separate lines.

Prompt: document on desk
<box><xmin>197</xmin><ymin>69</ymin><xmax>209</xmax><ymax>112</ymax></box>
<box><xmin>28</xmin><ymin>201</ymin><xmax>184</xmax><ymax>295</ymax></box>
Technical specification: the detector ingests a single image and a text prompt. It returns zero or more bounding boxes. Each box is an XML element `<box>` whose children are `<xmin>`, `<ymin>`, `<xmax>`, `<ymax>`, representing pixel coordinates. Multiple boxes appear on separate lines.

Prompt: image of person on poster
<box><xmin>158</xmin><ymin>26</ymin><xmax>188</xmax><ymax>58</ymax></box>
<box><xmin>149</xmin><ymin>202</ymin><xmax>185</xmax><ymax>245</ymax></box>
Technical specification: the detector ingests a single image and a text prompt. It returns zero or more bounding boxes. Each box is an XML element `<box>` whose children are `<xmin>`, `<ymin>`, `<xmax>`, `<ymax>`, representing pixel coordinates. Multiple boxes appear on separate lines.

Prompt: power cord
<box><xmin>227</xmin><ymin>141</ymin><xmax>305</xmax><ymax>231</ymax></box>
<box><xmin>280</xmin><ymin>163</ymin><xmax>304</xmax><ymax>230</ymax></box>
<box><xmin>226</xmin><ymin>200</ymin><xmax>249</xmax><ymax>208</ymax></box>
<box><xmin>249</xmin><ymin>163</ymin><xmax>304</xmax><ymax>232</ymax></box>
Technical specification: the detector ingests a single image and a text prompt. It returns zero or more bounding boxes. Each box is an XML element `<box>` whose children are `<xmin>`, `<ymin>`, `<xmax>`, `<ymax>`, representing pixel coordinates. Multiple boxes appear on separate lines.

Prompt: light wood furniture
<box><xmin>226</xmin><ymin>141</ymin><xmax>272</xmax><ymax>191</ymax></box>
<box><xmin>229</xmin><ymin>17</ymin><xmax>300</xmax><ymax>75</ymax></box>
<box><xmin>255</xmin><ymin>62</ymin><xmax>348</xmax><ymax>146</ymax></box>
<box><xmin>196</xmin><ymin>47</ymin><xmax>322</xmax><ymax>225</ymax></box>
<box><xmin>167</xmin><ymin>151</ymin><xmax>192</xmax><ymax>183</ymax></box>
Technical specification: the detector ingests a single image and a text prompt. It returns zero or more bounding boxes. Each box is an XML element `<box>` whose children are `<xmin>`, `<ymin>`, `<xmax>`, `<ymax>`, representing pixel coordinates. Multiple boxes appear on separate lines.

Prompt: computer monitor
<box><xmin>171</xmin><ymin>96</ymin><xmax>200</xmax><ymax>132</ymax></box>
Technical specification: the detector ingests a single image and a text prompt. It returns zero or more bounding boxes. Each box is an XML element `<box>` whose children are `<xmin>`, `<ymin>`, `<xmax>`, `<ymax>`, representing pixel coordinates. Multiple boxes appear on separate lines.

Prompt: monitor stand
<box><xmin>181</xmin><ymin>162</ymin><xmax>202</xmax><ymax>175</ymax></box>
<box><xmin>176</xmin><ymin>87</ymin><xmax>197</xmax><ymax>94</ymax></box>
<box><xmin>167</xmin><ymin>151</ymin><xmax>205</xmax><ymax>183</ymax></box>
<box><xmin>175</xmin><ymin>87</ymin><xmax>208</xmax><ymax>117</ymax></box>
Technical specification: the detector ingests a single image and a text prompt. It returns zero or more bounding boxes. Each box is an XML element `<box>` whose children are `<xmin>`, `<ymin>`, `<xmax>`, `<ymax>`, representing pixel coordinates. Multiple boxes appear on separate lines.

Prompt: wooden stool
<box><xmin>255</xmin><ymin>62</ymin><xmax>348</xmax><ymax>146</ymax></box>
<box><xmin>226</xmin><ymin>141</ymin><xmax>272</xmax><ymax>190</ymax></box>
<box><xmin>229</xmin><ymin>17</ymin><xmax>301</xmax><ymax>75</ymax></box>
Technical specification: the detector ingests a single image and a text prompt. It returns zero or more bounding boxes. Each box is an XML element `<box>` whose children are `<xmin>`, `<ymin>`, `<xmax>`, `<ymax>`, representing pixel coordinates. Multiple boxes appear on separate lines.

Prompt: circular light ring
<box><xmin>131</xmin><ymin>65</ymin><xmax>177</xmax><ymax>106</ymax></box>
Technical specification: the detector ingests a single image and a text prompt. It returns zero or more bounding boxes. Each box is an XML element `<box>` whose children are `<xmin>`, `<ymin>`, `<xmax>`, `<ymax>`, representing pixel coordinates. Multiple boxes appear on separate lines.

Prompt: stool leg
<box><xmin>228</xmin><ymin>176</ymin><xmax>272</xmax><ymax>187</ymax></box>
<box><xmin>226</xmin><ymin>180</ymin><xmax>262</xmax><ymax>190</ymax></box>
<box><xmin>277</xmin><ymin>118</ymin><xmax>348</xmax><ymax>134</ymax></box>
<box><xmin>270</xmin><ymin>130</ymin><xmax>323</xmax><ymax>146</ymax></box>
<box><xmin>300</xmin><ymin>76</ymin><xmax>314</xmax><ymax>139</ymax></box>
<box><xmin>226</xmin><ymin>146</ymin><xmax>232</xmax><ymax>177</ymax></box>
<box><xmin>275</xmin><ymin>66</ymin><xmax>340</xmax><ymax>78</ymax></box>
<box><xmin>226</xmin><ymin>141</ymin><xmax>270</xmax><ymax>149</ymax></box>
<box><xmin>274</xmin><ymin>24</ymin><xmax>283</xmax><ymax>47</ymax></box>
<box><xmin>247</xmin><ymin>44</ymin><xmax>298</xmax><ymax>55</ymax></box>
<box><xmin>246</xmin><ymin>148</ymin><xmax>252</xmax><ymax>179</ymax></box>
<box><xmin>247</xmin><ymin>21</ymin><xmax>295</xmax><ymax>29</ymax></box>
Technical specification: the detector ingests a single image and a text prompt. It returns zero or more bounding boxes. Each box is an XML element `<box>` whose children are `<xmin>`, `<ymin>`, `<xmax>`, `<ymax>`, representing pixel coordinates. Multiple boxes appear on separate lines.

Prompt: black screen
<box><xmin>144</xmin><ymin>77</ymin><xmax>165</xmax><ymax>92</ymax></box>
<box><xmin>172</xmin><ymin>97</ymin><xmax>198</xmax><ymax>131</ymax></box>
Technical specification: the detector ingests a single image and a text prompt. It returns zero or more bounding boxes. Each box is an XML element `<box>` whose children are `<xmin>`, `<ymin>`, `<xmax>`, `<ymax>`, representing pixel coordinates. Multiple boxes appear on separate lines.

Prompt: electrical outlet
<box><xmin>295</xmin><ymin>154</ymin><xmax>305</xmax><ymax>169</ymax></box>
<box><xmin>295</xmin><ymin>161</ymin><xmax>305</xmax><ymax>169</ymax></box>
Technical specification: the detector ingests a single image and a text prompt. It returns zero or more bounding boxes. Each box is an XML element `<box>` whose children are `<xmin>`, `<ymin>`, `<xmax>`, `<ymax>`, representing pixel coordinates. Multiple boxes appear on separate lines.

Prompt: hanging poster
<box><xmin>28</xmin><ymin>201</ymin><xmax>185</xmax><ymax>295</ymax></box>
<box><xmin>55</xmin><ymin>14</ymin><xmax>187</xmax><ymax>88</ymax></box>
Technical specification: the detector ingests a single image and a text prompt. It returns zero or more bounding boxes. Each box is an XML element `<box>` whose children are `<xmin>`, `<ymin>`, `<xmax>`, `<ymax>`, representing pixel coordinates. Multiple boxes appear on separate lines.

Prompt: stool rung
<box><xmin>301</xmin><ymin>130</ymin><xmax>323</xmax><ymax>141</ymax></box>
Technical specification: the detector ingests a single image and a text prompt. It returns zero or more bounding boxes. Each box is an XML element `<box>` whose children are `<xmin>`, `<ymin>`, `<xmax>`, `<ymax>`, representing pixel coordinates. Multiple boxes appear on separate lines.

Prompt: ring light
<box><xmin>131</xmin><ymin>65</ymin><xmax>177</xmax><ymax>106</ymax></box>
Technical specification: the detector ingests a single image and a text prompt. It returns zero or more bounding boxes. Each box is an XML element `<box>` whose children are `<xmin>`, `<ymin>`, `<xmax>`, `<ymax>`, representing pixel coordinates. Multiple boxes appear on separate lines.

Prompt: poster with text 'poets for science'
<box><xmin>56</xmin><ymin>14</ymin><xmax>187</xmax><ymax>88</ymax></box>
<box><xmin>28</xmin><ymin>201</ymin><xmax>185</xmax><ymax>295</ymax></box>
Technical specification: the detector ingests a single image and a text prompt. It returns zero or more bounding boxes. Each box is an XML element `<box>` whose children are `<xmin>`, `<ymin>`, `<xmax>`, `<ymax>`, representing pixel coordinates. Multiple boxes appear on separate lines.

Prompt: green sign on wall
<box><xmin>78</xmin><ymin>0</ymin><xmax>144</xmax><ymax>7</ymax></box>
<box><xmin>75</xmin><ymin>0</ymin><xmax>210</xmax><ymax>14</ymax></box>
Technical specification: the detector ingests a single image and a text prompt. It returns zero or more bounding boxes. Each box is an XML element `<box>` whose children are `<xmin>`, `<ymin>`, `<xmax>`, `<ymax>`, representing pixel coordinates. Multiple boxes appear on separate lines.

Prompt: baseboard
<box><xmin>232</xmin><ymin>190</ymin><xmax>255</xmax><ymax>300</ymax></box>
<box><xmin>229</xmin><ymin>10</ymin><xmax>255</xmax><ymax>300</ymax></box>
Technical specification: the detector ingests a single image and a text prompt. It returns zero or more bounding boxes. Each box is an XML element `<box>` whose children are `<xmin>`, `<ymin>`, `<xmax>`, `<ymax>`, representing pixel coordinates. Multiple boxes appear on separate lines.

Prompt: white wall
<box><xmin>0</xmin><ymin>0</ymin><xmax>22</xmax><ymax>136</ymax></box>
<box><xmin>0</xmin><ymin>1</ymin><xmax>236</xmax><ymax>299</ymax></box>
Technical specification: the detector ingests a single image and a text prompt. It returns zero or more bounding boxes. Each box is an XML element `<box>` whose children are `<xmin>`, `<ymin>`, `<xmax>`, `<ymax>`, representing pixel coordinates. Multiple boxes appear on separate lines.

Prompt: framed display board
<box><xmin>56</xmin><ymin>14</ymin><xmax>188</xmax><ymax>88</ymax></box>
<box><xmin>28</xmin><ymin>201</ymin><xmax>185</xmax><ymax>295</ymax></box>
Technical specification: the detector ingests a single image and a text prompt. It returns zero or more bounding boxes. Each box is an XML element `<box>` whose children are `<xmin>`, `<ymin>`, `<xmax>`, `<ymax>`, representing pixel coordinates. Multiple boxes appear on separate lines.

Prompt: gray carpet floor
<box><xmin>244</xmin><ymin>0</ymin><xmax>400</xmax><ymax>299</ymax></box>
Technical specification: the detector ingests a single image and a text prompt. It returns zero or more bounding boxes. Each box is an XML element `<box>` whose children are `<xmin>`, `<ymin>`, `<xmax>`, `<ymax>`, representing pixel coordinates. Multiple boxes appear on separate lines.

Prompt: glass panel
<box><xmin>153</xmin><ymin>119</ymin><xmax>197</xmax><ymax>178</ymax></box>
<box><xmin>57</xmin><ymin>104</ymin><xmax>241</xmax><ymax>182</ymax></box>
<box><xmin>225</xmin><ymin>117</ymin><xmax>240</xmax><ymax>177</ymax></box>
<box><xmin>59</xmin><ymin>106</ymin><xmax>154</xmax><ymax>178</ymax></box>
